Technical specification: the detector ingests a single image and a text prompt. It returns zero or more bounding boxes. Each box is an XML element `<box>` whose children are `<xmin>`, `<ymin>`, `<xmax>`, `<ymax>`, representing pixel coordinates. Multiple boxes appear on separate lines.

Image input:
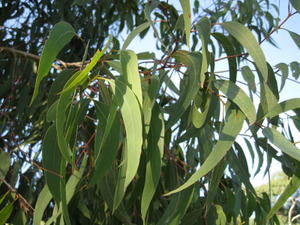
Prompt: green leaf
<box><xmin>265</xmin><ymin>98</ymin><xmax>300</xmax><ymax>119</ymax></box>
<box><xmin>42</xmin><ymin>125</ymin><xmax>62</xmax><ymax>203</ymax></box>
<box><xmin>120</xmin><ymin>50</ymin><xmax>143</xmax><ymax>104</ymax></box>
<box><xmin>108</xmin><ymin>78</ymin><xmax>143</xmax><ymax>210</ymax></box>
<box><xmin>166</xmin><ymin>50</ymin><xmax>202</xmax><ymax>128</ymax></box>
<box><xmin>0</xmin><ymin>200</ymin><xmax>14</xmax><ymax>225</ymax></box>
<box><xmin>275</xmin><ymin>63</ymin><xmax>289</xmax><ymax>91</ymax></box>
<box><xmin>241</xmin><ymin>66</ymin><xmax>256</xmax><ymax>92</ymax></box>
<box><xmin>122</xmin><ymin>22</ymin><xmax>151</xmax><ymax>50</ymax></box>
<box><xmin>30</xmin><ymin>22</ymin><xmax>75</xmax><ymax>104</ymax></box>
<box><xmin>33</xmin><ymin>185</ymin><xmax>52</xmax><ymax>225</ymax></box>
<box><xmin>0</xmin><ymin>151</ymin><xmax>10</xmax><ymax>182</ymax></box>
<box><xmin>89</xmin><ymin>102</ymin><xmax>121</xmax><ymax>185</ymax></box>
<box><xmin>158</xmin><ymin>187</ymin><xmax>195</xmax><ymax>225</ymax></box>
<box><xmin>221</xmin><ymin>21</ymin><xmax>268</xmax><ymax>81</ymax></box>
<box><xmin>212</xmin><ymin>33</ymin><xmax>237</xmax><ymax>82</ymax></box>
<box><xmin>180</xmin><ymin>0</ymin><xmax>191</xmax><ymax>47</ymax></box>
<box><xmin>290</xmin><ymin>0</ymin><xmax>300</xmax><ymax>13</ymax></box>
<box><xmin>164</xmin><ymin>108</ymin><xmax>245</xmax><ymax>196</ymax></box>
<box><xmin>61</xmin><ymin>35</ymin><xmax>112</xmax><ymax>93</ymax></box>
<box><xmin>214</xmin><ymin>79</ymin><xmax>256</xmax><ymax>124</ymax></box>
<box><xmin>288</xmin><ymin>30</ymin><xmax>300</xmax><ymax>50</ymax></box>
<box><xmin>263</xmin><ymin>127</ymin><xmax>300</xmax><ymax>162</ymax></box>
<box><xmin>215</xmin><ymin>205</ymin><xmax>227</xmax><ymax>225</ymax></box>
<box><xmin>196</xmin><ymin>17</ymin><xmax>211</xmax><ymax>87</ymax></box>
<box><xmin>141</xmin><ymin>103</ymin><xmax>164</xmax><ymax>223</ymax></box>
<box><xmin>267</xmin><ymin>174</ymin><xmax>300</xmax><ymax>221</ymax></box>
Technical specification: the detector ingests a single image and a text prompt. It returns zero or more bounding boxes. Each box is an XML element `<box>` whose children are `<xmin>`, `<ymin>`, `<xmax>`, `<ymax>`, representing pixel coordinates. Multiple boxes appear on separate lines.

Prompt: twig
<box><xmin>0</xmin><ymin>178</ymin><xmax>35</xmax><ymax>214</ymax></box>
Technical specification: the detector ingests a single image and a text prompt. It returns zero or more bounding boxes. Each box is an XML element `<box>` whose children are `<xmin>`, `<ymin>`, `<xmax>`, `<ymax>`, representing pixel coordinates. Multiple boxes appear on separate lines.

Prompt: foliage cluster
<box><xmin>1</xmin><ymin>0</ymin><xmax>300</xmax><ymax>224</ymax></box>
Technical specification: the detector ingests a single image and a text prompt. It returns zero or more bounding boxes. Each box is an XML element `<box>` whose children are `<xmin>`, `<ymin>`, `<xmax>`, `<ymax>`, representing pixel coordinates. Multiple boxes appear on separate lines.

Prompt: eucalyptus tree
<box><xmin>1</xmin><ymin>0</ymin><xmax>300</xmax><ymax>224</ymax></box>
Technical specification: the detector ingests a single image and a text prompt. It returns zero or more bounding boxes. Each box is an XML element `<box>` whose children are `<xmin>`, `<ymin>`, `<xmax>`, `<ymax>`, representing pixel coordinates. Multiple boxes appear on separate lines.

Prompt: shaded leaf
<box><xmin>275</xmin><ymin>63</ymin><xmax>289</xmax><ymax>91</ymax></box>
<box><xmin>42</xmin><ymin>125</ymin><xmax>62</xmax><ymax>203</ymax></box>
<box><xmin>241</xmin><ymin>66</ymin><xmax>256</xmax><ymax>92</ymax></box>
<box><xmin>288</xmin><ymin>30</ymin><xmax>300</xmax><ymax>50</ymax></box>
<box><xmin>196</xmin><ymin>17</ymin><xmax>211</xmax><ymax>87</ymax></box>
<box><xmin>0</xmin><ymin>151</ymin><xmax>10</xmax><ymax>182</ymax></box>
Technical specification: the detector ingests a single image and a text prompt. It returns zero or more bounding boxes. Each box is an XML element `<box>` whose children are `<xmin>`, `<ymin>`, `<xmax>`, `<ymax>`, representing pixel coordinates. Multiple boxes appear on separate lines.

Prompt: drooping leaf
<box><xmin>221</xmin><ymin>21</ymin><xmax>268</xmax><ymax>80</ymax></box>
<box><xmin>108</xmin><ymin>78</ymin><xmax>143</xmax><ymax>210</ymax></box>
<box><xmin>31</xmin><ymin>22</ymin><xmax>75</xmax><ymax>104</ymax></box>
<box><xmin>267</xmin><ymin>174</ymin><xmax>300</xmax><ymax>221</ymax></box>
<box><xmin>290</xmin><ymin>0</ymin><xmax>300</xmax><ymax>14</ymax></box>
<box><xmin>214</xmin><ymin>79</ymin><xmax>256</xmax><ymax>124</ymax></box>
<box><xmin>215</xmin><ymin>205</ymin><xmax>227</xmax><ymax>225</ymax></box>
<box><xmin>33</xmin><ymin>185</ymin><xmax>52</xmax><ymax>225</ymax></box>
<box><xmin>275</xmin><ymin>63</ymin><xmax>289</xmax><ymax>91</ymax></box>
<box><xmin>164</xmin><ymin>108</ymin><xmax>245</xmax><ymax>196</ymax></box>
<box><xmin>241</xmin><ymin>66</ymin><xmax>256</xmax><ymax>92</ymax></box>
<box><xmin>122</xmin><ymin>22</ymin><xmax>151</xmax><ymax>50</ymax></box>
<box><xmin>196</xmin><ymin>17</ymin><xmax>211</xmax><ymax>87</ymax></box>
<box><xmin>89</xmin><ymin>102</ymin><xmax>121</xmax><ymax>185</ymax></box>
<box><xmin>166</xmin><ymin>50</ymin><xmax>202</xmax><ymax>128</ymax></box>
<box><xmin>42</xmin><ymin>125</ymin><xmax>62</xmax><ymax>203</ymax></box>
<box><xmin>212</xmin><ymin>33</ymin><xmax>237</xmax><ymax>82</ymax></box>
<box><xmin>61</xmin><ymin>35</ymin><xmax>112</xmax><ymax>93</ymax></box>
<box><xmin>141</xmin><ymin>103</ymin><xmax>165</xmax><ymax>223</ymax></box>
<box><xmin>180</xmin><ymin>0</ymin><xmax>191</xmax><ymax>47</ymax></box>
<box><xmin>265</xmin><ymin>98</ymin><xmax>300</xmax><ymax>119</ymax></box>
<box><xmin>120</xmin><ymin>50</ymin><xmax>143</xmax><ymax>104</ymax></box>
<box><xmin>263</xmin><ymin>127</ymin><xmax>300</xmax><ymax>162</ymax></box>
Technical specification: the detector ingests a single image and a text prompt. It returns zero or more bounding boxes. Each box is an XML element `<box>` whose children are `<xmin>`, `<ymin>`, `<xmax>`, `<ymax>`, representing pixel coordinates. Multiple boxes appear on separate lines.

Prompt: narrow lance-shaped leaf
<box><xmin>196</xmin><ymin>17</ymin><xmax>211</xmax><ymax>87</ymax></box>
<box><xmin>241</xmin><ymin>66</ymin><xmax>256</xmax><ymax>92</ymax></box>
<box><xmin>61</xmin><ymin>35</ymin><xmax>112</xmax><ymax>94</ymax></box>
<box><xmin>166</xmin><ymin>51</ymin><xmax>202</xmax><ymax>128</ymax></box>
<box><xmin>120</xmin><ymin>50</ymin><xmax>143</xmax><ymax>105</ymax></box>
<box><xmin>33</xmin><ymin>185</ymin><xmax>52</xmax><ymax>225</ymax></box>
<box><xmin>42</xmin><ymin>125</ymin><xmax>62</xmax><ymax>203</ymax></box>
<box><xmin>180</xmin><ymin>0</ymin><xmax>191</xmax><ymax>47</ymax></box>
<box><xmin>214</xmin><ymin>79</ymin><xmax>256</xmax><ymax>124</ymax></box>
<box><xmin>212</xmin><ymin>33</ymin><xmax>237</xmax><ymax>83</ymax></box>
<box><xmin>108</xmin><ymin>78</ymin><xmax>143</xmax><ymax>210</ymax></box>
<box><xmin>164</xmin><ymin>108</ymin><xmax>245</xmax><ymax>196</ymax></box>
<box><xmin>30</xmin><ymin>22</ymin><xmax>75</xmax><ymax>104</ymax></box>
<box><xmin>141</xmin><ymin>103</ymin><xmax>164</xmax><ymax>223</ymax></box>
<box><xmin>263</xmin><ymin>127</ymin><xmax>300</xmax><ymax>162</ymax></box>
<box><xmin>264</xmin><ymin>98</ymin><xmax>300</xmax><ymax>119</ymax></box>
<box><xmin>221</xmin><ymin>21</ymin><xmax>268</xmax><ymax>81</ymax></box>
<box><xmin>275</xmin><ymin>63</ymin><xmax>289</xmax><ymax>91</ymax></box>
<box><xmin>122</xmin><ymin>22</ymin><xmax>151</xmax><ymax>50</ymax></box>
<box><xmin>267</xmin><ymin>174</ymin><xmax>300</xmax><ymax>221</ymax></box>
